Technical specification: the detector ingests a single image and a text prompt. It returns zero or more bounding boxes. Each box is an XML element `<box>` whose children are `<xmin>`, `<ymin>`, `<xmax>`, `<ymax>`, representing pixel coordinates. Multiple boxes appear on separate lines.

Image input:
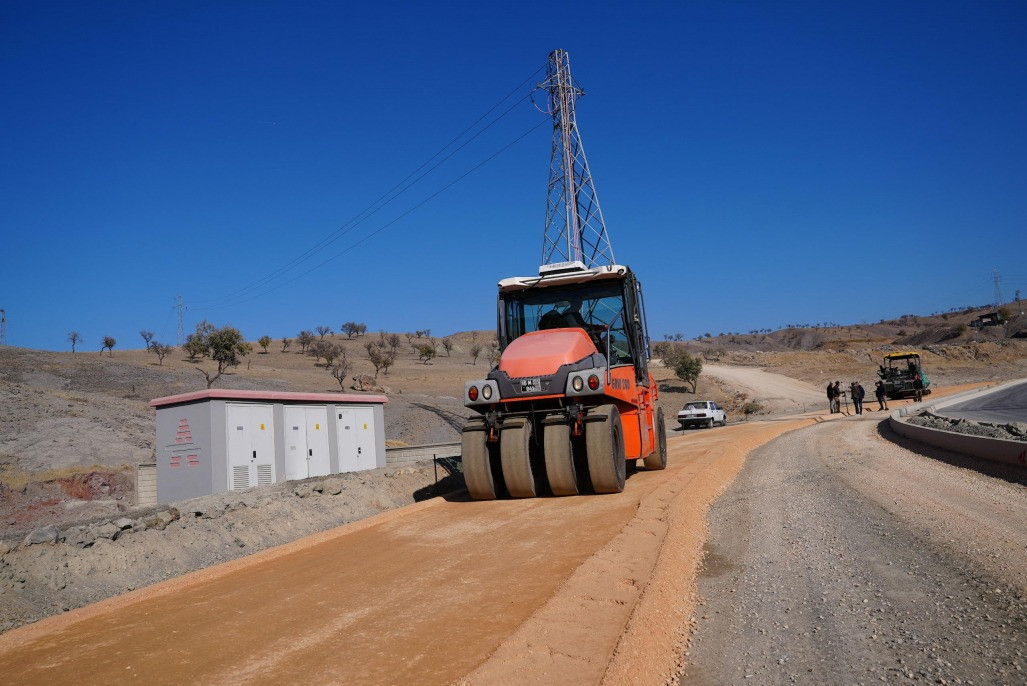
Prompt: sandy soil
<box><xmin>683</xmin><ymin>414</ymin><xmax>1027</xmax><ymax>685</ymax></box>
<box><xmin>0</xmin><ymin>464</ymin><xmax>448</xmax><ymax>632</ymax></box>
<box><xmin>0</xmin><ymin>419</ymin><xmax>814</xmax><ymax>685</ymax></box>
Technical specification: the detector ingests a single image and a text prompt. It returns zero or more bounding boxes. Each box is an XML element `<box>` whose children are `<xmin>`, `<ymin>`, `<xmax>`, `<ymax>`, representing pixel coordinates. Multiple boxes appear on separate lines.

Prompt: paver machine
<box><xmin>878</xmin><ymin>351</ymin><xmax>931</xmax><ymax>399</ymax></box>
<box><xmin>461</xmin><ymin>50</ymin><xmax>667</xmax><ymax>500</ymax></box>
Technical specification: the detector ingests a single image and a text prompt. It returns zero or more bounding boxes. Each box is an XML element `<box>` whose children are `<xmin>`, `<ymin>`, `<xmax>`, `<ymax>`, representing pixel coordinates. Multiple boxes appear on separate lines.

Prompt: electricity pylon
<box><xmin>537</xmin><ymin>49</ymin><xmax>615</xmax><ymax>269</ymax></box>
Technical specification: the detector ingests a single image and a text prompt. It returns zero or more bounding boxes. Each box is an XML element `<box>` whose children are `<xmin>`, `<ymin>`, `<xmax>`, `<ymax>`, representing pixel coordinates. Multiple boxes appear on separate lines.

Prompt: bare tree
<box><xmin>470</xmin><ymin>343</ymin><xmax>482</xmax><ymax>365</ymax></box>
<box><xmin>329</xmin><ymin>351</ymin><xmax>353</xmax><ymax>390</ymax></box>
<box><xmin>68</xmin><ymin>331</ymin><xmax>82</xmax><ymax>353</ymax></box>
<box><xmin>341</xmin><ymin>321</ymin><xmax>359</xmax><ymax>338</ymax></box>
<box><xmin>257</xmin><ymin>335</ymin><xmax>272</xmax><ymax>354</ymax></box>
<box><xmin>324</xmin><ymin>344</ymin><xmax>344</xmax><ymax>367</ymax></box>
<box><xmin>441</xmin><ymin>337</ymin><xmax>454</xmax><ymax>356</ymax></box>
<box><xmin>140</xmin><ymin>330</ymin><xmax>154</xmax><ymax>351</ymax></box>
<box><xmin>356</xmin><ymin>323</ymin><xmax>367</xmax><ymax>337</ymax></box>
<box><xmin>297</xmin><ymin>330</ymin><xmax>314</xmax><ymax>352</ymax></box>
<box><xmin>316</xmin><ymin>326</ymin><xmax>332</xmax><ymax>340</ymax></box>
<box><xmin>366</xmin><ymin>342</ymin><xmax>396</xmax><ymax>377</ymax></box>
<box><xmin>485</xmin><ymin>340</ymin><xmax>500</xmax><ymax>366</ymax></box>
<box><xmin>281</xmin><ymin>337</ymin><xmax>291</xmax><ymax>352</ymax></box>
<box><xmin>152</xmin><ymin>342</ymin><xmax>174</xmax><ymax>366</ymax></box>
<box><xmin>307</xmin><ymin>340</ymin><xmax>327</xmax><ymax>363</ymax></box>
<box><xmin>386</xmin><ymin>333</ymin><xmax>401</xmax><ymax>353</ymax></box>
<box><xmin>101</xmin><ymin>336</ymin><xmax>116</xmax><ymax>357</ymax></box>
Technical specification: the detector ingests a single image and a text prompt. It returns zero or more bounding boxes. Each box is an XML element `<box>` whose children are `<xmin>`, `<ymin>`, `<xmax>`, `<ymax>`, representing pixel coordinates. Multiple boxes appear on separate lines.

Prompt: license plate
<box><xmin>520</xmin><ymin>377</ymin><xmax>540</xmax><ymax>393</ymax></box>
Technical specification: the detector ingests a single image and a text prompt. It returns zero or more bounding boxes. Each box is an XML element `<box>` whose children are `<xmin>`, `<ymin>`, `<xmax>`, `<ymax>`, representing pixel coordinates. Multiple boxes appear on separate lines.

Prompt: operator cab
<box><xmin>497</xmin><ymin>264</ymin><xmax>651</xmax><ymax>382</ymax></box>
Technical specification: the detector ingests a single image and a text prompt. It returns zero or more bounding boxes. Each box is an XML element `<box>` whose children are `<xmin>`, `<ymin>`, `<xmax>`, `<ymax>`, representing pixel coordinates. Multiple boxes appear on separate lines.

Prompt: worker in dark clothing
<box><xmin>913</xmin><ymin>373</ymin><xmax>924</xmax><ymax>402</ymax></box>
<box><xmin>851</xmin><ymin>381</ymin><xmax>865</xmax><ymax>415</ymax></box>
<box><xmin>826</xmin><ymin>382</ymin><xmax>835</xmax><ymax>413</ymax></box>
<box><xmin>875</xmin><ymin>381</ymin><xmax>888</xmax><ymax>411</ymax></box>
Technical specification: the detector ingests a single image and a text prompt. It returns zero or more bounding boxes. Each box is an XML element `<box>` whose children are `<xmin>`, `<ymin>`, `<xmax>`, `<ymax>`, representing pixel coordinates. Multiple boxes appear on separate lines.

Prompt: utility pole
<box><xmin>1017</xmin><ymin>290</ymin><xmax>1023</xmax><ymax>316</ymax></box>
<box><xmin>0</xmin><ymin>309</ymin><xmax>6</xmax><ymax>346</ymax></box>
<box><xmin>537</xmin><ymin>49</ymin><xmax>614</xmax><ymax>269</ymax></box>
<box><xmin>175</xmin><ymin>295</ymin><xmax>187</xmax><ymax>345</ymax></box>
<box><xmin>993</xmin><ymin>269</ymin><xmax>1004</xmax><ymax>308</ymax></box>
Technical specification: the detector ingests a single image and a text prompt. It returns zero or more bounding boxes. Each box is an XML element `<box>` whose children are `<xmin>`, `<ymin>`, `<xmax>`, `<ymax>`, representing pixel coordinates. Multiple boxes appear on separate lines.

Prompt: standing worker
<box><xmin>832</xmin><ymin>381</ymin><xmax>843</xmax><ymax>414</ymax></box>
<box><xmin>853</xmin><ymin>381</ymin><xmax>865</xmax><ymax>415</ymax></box>
<box><xmin>913</xmin><ymin>372</ymin><xmax>924</xmax><ymax>402</ymax></box>
<box><xmin>826</xmin><ymin>381</ymin><xmax>836</xmax><ymax>413</ymax></box>
<box><xmin>875</xmin><ymin>381</ymin><xmax>888</xmax><ymax>411</ymax></box>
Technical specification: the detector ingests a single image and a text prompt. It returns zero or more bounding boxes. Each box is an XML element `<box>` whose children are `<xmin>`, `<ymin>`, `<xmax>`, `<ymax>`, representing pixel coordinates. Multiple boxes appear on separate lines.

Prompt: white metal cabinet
<box><xmin>336</xmin><ymin>407</ymin><xmax>377</xmax><ymax>472</ymax></box>
<box><xmin>284</xmin><ymin>406</ymin><xmax>330</xmax><ymax>480</ymax></box>
<box><xmin>226</xmin><ymin>404</ymin><xmax>275</xmax><ymax>490</ymax></box>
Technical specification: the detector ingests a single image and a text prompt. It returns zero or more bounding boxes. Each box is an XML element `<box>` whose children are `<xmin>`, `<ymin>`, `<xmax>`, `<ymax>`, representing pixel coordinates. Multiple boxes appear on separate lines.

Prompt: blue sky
<box><xmin>2</xmin><ymin>1</ymin><xmax>1025</xmax><ymax>351</ymax></box>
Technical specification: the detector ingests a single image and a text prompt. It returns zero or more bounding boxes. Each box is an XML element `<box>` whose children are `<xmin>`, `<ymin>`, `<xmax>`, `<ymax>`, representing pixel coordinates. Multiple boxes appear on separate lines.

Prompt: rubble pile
<box><xmin>907</xmin><ymin>412</ymin><xmax>1027</xmax><ymax>442</ymax></box>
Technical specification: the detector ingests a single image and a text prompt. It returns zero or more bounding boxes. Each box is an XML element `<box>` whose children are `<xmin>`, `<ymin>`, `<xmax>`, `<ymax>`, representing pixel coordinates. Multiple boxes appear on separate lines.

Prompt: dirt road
<box><xmin>703</xmin><ymin>364</ymin><xmax>826</xmax><ymax>414</ymax></box>
<box><xmin>683</xmin><ymin>415</ymin><xmax>1027</xmax><ymax>685</ymax></box>
<box><xmin>0</xmin><ymin>419</ymin><xmax>812</xmax><ymax>686</ymax></box>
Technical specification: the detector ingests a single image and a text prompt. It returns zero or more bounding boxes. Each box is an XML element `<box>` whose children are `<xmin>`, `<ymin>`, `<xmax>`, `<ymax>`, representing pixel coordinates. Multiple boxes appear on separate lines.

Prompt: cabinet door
<box><xmin>227</xmin><ymin>404</ymin><xmax>253</xmax><ymax>490</ymax></box>
<box><xmin>336</xmin><ymin>408</ymin><xmax>359</xmax><ymax>472</ymax></box>
<box><xmin>227</xmin><ymin>404</ymin><xmax>275</xmax><ymax>489</ymax></box>
<box><xmin>306</xmin><ymin>407</ymin><xmax>331</xmax><ymax>477</ymax></box>
<box><xmin>284</xmin><ymin>406</ymin><xmax>309</xmax><ymax>481</ymax></box>
<box><xmin>250</xmin><ymin>405</ymin><xmax>275</xmax><ymax>486</ymax></box>
<box><xmin>352</xmin><ymin>407</ymin><xmax>377</xmax><ymax>471</ymax></box>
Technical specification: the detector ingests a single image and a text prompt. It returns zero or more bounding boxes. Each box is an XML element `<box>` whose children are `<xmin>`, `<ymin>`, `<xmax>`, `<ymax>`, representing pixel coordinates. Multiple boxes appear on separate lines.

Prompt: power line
<box><xmin>198</xmin><ymin>118</ymin><xmax>549</xmax><ymax>311</ymax></box>
<box><xmin>191</xmin><ymin>64</ymin><xmax>546</xmax><ymax>308</ymax></box>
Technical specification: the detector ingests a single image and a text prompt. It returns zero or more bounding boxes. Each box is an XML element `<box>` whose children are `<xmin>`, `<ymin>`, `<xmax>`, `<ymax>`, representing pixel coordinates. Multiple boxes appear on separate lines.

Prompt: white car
<box><xmin>677</xmin><ymin>401</ymin><xmax>727</xmax><ymax>429</ymax></box>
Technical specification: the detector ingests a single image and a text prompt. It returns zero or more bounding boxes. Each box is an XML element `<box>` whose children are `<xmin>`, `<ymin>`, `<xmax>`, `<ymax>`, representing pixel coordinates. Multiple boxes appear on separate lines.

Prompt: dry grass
<box><xmin>0</xmin><ymin>463</ymin><xmax>133</xmax><ymax>492</ymax></box>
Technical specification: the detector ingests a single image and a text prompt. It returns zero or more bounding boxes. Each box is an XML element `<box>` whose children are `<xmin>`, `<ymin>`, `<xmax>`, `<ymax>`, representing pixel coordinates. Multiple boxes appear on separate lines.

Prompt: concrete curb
<box><xmin>888</xmin><ymin>379</ymin><xmax>1027</xmax><ymax>469</ymax></box>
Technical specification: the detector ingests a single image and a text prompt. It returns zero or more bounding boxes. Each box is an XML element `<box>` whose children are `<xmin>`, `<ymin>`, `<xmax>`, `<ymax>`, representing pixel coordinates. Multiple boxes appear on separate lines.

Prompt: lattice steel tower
<box><xmin>993</xmin><ymin>269</ymin><xmax>1004</xmax><ymax>308</ymax></box>
<box><xmin>538</xmin><ymin>49</ymin><xmax>615</xmax><ymax>269</ymax></box>
<box><xmin>0</xmin><ymin>309</ymin><xmax>6</xmax><ymax>346</ymax></box>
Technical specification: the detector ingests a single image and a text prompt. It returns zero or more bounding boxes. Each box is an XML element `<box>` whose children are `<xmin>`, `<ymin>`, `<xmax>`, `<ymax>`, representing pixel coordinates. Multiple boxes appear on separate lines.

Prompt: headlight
<box><xmin>572</xmin><ymin>376</ymin><xmax>584</xmax><ymax>392</ymax></box>
<box><xmin>482</xmin><ymin>384</ymin><xmax>493</xmax><ymax>400</ymax></box>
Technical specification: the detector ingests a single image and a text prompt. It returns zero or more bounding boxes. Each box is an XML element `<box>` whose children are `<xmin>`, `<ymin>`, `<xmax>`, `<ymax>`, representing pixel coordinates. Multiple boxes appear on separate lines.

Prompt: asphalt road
<box><xmin>680</xmin><ymin>415</ymin><xmax>1027</xmax><ymax>686</ymax></box>
<box><xmin>933</xmin><ymin>380</ymin><xmax>1027</xmax><ymax>423</ymax></box>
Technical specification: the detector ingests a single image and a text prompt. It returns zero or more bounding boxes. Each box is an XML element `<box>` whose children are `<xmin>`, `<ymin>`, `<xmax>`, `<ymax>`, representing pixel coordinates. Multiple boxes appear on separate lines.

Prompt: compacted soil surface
<box><xmin>682</xmin><ymin>414</ymin><xmax>1027</xmax><ymax>686</ymax></box>
<box><xmin>0</xmin><ymin>419</ymin><xmax>808</xmax><ymax>685</ymax></box>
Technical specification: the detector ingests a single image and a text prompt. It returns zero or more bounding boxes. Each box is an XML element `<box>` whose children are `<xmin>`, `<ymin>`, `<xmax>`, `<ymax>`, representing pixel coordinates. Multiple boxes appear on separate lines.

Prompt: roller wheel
<box><xmin>643</xmin><ymin>407</ymin><xmax>668</xmax><ymax>471</ymax></box>
<box><xmin>586</xmin><ymin>405</ymin><xmax>626</xmax><ymax>494</ymax></box>
<box><xmin>544</xmin><ymin>422</ymin><xmax>578</xmax><ymax>496</ymax></box>
<box><xmin>501</xmin><ymin>419</ymin><xmax>536</xmax><ymax>498</ymax></box>
<box><xmin>461</xmin><ymin>420</ymin><xmax>497</xmax><ymax>500</ymax></box>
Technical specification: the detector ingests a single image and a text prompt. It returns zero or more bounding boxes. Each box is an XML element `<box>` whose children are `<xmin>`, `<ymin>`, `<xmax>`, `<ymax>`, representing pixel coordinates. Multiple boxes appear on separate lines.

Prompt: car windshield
<box><xmin>502</xmin><ymin>280</ymin><xmax>631</xmax><ymax>363</ymax></box>
<box><xmin>684</xmin><ymin>402</ymin><xmax>709</xmax><ymax>410</ymax></box>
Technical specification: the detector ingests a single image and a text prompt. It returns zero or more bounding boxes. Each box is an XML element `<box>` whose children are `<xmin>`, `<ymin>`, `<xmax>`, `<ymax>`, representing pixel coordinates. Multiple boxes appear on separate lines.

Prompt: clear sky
<box><xmin>3</xmin><ymin>1</ymin><xmax>1025</xmax><ymax>352</ymax></box>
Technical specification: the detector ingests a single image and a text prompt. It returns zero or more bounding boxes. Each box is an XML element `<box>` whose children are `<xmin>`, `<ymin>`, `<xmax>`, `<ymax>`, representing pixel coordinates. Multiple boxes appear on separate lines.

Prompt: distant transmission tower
<box><xmin>0</xmin><ymin>309</ymin><xmax>6</xmax><ymax>346</ymax></box>
<box><xmin>537</xmin><ymin>49</ymin><xmax>615</xmax><ymax>269</ymax></box>
<box><xmin>175</xmin><ymin>295</ymin><xmax>187</xmax><ymax>345</ymax></box>
<box><xmin>993</xmin><ymin>269</ymin><xmax>1004</xmax><ymax>308</ymax></box>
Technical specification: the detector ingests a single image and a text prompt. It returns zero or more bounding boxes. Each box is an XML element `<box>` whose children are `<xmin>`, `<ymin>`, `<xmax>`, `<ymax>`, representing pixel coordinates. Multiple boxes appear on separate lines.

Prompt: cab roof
<box><xmin>498</xmin><ymin>263</ymin><xmax>630</xmax><ymax>294</ymax></box>
<box><xmin>884</xmin><ymin>351</ymin><xmax>921</xmax><ymax>360</ymax></box>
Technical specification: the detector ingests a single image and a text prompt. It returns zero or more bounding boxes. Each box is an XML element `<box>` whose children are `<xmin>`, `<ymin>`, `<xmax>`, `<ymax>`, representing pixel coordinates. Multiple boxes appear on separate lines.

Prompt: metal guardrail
<box><xmin>385</xmin><ymin>442</ymin><xmax>461</xmax><ymax>466</ymax></box>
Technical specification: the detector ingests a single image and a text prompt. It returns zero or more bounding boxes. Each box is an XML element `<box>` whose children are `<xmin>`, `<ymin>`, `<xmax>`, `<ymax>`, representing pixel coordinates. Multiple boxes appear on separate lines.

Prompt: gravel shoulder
<box><xmin>681</xmin><ymin>415</ymin><xmax>1027</xmax><ymax>685</ymax></box>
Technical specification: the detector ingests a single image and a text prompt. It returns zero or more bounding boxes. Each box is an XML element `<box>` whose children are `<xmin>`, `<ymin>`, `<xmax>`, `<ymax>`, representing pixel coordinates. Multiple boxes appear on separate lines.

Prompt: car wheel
<box><xmin>706</xmin><ymin>417</ymin><xmax>714</xmax><ymax>429</ymax></box>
